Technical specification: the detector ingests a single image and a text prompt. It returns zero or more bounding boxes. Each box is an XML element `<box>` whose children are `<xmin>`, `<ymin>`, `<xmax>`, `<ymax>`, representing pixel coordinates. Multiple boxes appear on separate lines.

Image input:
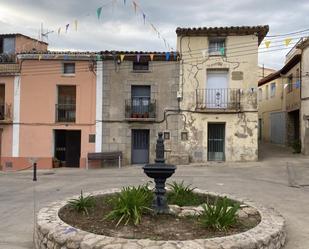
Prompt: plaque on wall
<box><xmin>232</xmin><ymin>71</ymin><xmax>243</xmax><ymax>80</ymax></box>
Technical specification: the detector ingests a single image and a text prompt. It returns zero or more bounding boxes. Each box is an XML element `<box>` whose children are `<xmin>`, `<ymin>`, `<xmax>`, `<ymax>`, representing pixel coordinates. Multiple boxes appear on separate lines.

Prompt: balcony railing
<box><xmin>196</xmin><ymin>88</ymin><xmax>241</xmax><ymax>111</ymax></box>
<box><xmin>0</xmin><ymin>103</ymin><xmax>12</xmax><ymax>121</ymax></box>
<box><xmin>125</xmin><ymin>98</ymin><xmax>156</xmax><ymax>119</ymax></box>
<box><xmin>0</xmin><ymin>53</ymin><xmax>16</xmax><ymax>63</ymax></box>
<box><xmin>55</xmin><ymin>104</ymin><xmax>76</xmax><ymax>122</ymax></box>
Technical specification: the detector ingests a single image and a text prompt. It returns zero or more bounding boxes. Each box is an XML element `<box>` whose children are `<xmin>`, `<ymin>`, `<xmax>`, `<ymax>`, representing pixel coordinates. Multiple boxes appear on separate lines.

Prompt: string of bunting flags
<box><xmin>53</xmin><ymin>0</ymin><xmax>174</xmax><ymax>52</ymax></box>
<box><xmin>264</xmin><ymin>37</ymin><xmax>293</xmax><ymax>49</ymax></box>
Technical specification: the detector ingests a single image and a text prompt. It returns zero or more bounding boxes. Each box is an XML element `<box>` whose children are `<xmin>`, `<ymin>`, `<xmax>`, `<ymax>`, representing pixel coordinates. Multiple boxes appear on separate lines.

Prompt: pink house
<box><xmin>0</xmin><ymin>34</ymin><xmax>102</xmax><ymax>170</ymax></box>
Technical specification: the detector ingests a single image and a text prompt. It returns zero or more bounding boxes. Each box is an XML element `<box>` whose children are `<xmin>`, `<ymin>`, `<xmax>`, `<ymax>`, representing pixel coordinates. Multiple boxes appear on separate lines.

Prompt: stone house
<box><xmin>175</xmin><ymin>26</ymin><xmax>269</xmax><ymax>162</ymax></box>
<box><xmin>99</xmin><ymin>51</ymin><xmax>181</xmax><ymax>165</ymax></box>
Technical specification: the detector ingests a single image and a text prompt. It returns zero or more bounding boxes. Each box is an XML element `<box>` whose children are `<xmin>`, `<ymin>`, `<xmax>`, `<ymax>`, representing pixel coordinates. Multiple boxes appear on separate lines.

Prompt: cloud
<box><xmin>0</xmin><ymin>0</ymin><xmax>308</xmax><ymax>69</ymax></box>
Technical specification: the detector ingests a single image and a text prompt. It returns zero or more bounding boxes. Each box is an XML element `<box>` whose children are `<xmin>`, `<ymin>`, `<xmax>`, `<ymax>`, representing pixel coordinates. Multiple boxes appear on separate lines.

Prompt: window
<box><xmin>0</xmin><ymin>84</ymin><xmax>5</xmax><ymax>120</ymax></box>
<box><xmin>56</xmin><ymin>86</ymin><xmax>76</xmax><ymax>122</ymax></box>
<box><xmin>270</xmin><ymin>82</ymin><xmax>276</xmax><ymax>97</ymax></box>
<box><xmin>265</xmin><ymin>85</ymin><xmax>269</xmax><ymax>100</ymax></box>
<box><xmin>163</xmin><ymin>132</ymin><xmax>170</xmax><ymax>140</ymax></box>
<box><xmin>287</xmin><ymin>74</ymin><xmax>293</xmax><ymax>93</ymax></box>
<box><xmin>209</xmin><ymin>38</ymin><xmax>225</xmax><ymax>56</ymax></box>
<box><xmin>89</xmin><ymin>134</ymin><xmax>96</xmax><ymax>143</ymax></box>
<box><xmin>258</xmin><ymin>88</ymin><xmax>262</xmax><ymax>102</ymax></box>
<box><xmin>181</xmin><ymin>131</ymin><xmax>188</xmax><ymax>141</ymax></box>
<box><xmin>133</xmin><ymin>61</ymin><xmax>149</xmax><ymax>71</ymax></box>
<box><xmin>63</xmin><ymin>63</ymin><xmax>75</xmax><ymax>74</ymax></box>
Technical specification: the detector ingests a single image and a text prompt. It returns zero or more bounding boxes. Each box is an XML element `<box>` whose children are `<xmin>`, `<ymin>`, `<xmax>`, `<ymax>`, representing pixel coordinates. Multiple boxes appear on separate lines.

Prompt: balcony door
<box><xmin>57</xmin><ymin>86</ymin><xmax>76</xmax><ymax>122</ymax></box>
<box><xmin>131</xmin><ymin>85</ymin><xmax>150</xmax><ymax>117</ymax></box>
<box><xmin>206</xmin><ymin>70</ymin><xmax>228</xmax><ymax>108</ymax></box>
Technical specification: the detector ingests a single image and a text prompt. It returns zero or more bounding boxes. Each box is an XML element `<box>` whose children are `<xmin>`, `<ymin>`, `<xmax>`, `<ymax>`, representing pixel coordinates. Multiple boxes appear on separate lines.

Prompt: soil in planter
<box><xmin>59</xmin><ymin>194</ymin><xmax>260</xmax><ymax>241</ymax></box>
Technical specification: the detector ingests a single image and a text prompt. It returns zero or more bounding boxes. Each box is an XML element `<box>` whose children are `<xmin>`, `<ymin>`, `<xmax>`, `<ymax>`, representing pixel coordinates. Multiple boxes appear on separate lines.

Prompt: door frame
<box><xmin>131</xmin><ymin>129</ymin><xmax>150</xmax><ymax>164</ymax></box>
<box><xmin>207</xmin><ymin>122</ymin><xmax>226</xmax><ymax>161</ymax></box>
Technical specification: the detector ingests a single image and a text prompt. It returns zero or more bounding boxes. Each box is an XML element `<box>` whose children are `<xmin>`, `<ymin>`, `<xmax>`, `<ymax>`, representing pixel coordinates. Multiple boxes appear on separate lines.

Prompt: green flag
<box><xmin>97</xmin><ymin>7</ymin><xmax>102</xmax><ymax>19</ymax></box>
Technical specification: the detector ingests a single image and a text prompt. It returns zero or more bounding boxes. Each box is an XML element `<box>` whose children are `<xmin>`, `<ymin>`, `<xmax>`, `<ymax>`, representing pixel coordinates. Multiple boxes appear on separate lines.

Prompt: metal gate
<box><xmin>132</xmin><ymin>129</ymin><xmax>149</xmax><ymax>164</ymax></box>
<box><xmin>208</xmin><ymin>123</ymin><xmax>225</xmax><ymax>161</ymax></box>
<box><xmin>270</xmin><ymin>112</ymin><xmax>286</xmax><ymax>144</ymax></box>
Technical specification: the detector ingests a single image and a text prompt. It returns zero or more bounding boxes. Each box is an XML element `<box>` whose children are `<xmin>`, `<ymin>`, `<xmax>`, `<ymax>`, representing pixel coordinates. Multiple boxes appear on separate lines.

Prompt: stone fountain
<box><xmin>142</xmin><ymin>132</ymin><xmax>176</xmax><ymax>214</ymax></box>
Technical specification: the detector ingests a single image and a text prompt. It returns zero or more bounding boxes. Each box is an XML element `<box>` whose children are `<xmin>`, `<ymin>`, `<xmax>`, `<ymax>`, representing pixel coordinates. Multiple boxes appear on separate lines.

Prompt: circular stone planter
<box><xmin>35</xmin><ymin>188</ymin><xmax>286</xmax><ymax>249</ymax></box>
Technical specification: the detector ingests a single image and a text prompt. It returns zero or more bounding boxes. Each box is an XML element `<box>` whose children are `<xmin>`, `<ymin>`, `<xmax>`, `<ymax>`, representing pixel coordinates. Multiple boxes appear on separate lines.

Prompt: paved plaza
<box><xmin>0</xmin><ymin>143</ymin><xmax>309</xmax><ymax>249</ymax></box>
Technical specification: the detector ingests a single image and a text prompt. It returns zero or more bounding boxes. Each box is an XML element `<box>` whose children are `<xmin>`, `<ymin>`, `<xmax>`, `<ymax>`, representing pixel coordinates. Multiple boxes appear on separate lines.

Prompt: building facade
<box><xmin>258</xmin><ymin>43</ymin><xmax>302</xmax><ymax>147</ymax></box>
<box><xmin>100</xmin><ymin>52</ymin><xmax>181</xmax><ymax>165</ymax></box>
<box><xmin>175</xmin><ymin>26</ymin><xmax>269</xmax><ymax>162</ymax></box>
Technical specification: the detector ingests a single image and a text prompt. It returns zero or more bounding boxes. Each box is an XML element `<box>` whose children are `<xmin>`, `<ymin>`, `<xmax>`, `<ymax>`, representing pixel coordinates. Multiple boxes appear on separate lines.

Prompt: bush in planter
<box><xmin>68</xmin><ymin>190</ymin><xmax>95</xmax><ymax>215</ymax></box>
<box><xmin>167</xmin><ymin>181</ymin><xmax>200</xmax><ymax>206</ymax></box>
<box><xmin>199</xmin><ymin>197</ymin><xmax>240</xmax><ymax>231</ymax></box>
<box><xmin>105</xmin><ymin>184</ymin><xmax>153</xmax><ymax>226</ymax></box>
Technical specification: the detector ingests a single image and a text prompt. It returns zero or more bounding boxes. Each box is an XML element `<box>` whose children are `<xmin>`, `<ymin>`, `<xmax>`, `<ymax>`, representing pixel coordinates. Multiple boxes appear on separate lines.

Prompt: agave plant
<box><xmin>105</xmin><ymin>184</ymin><xmax>153</xmax><ymax>226</ymax></box>
<box><xmin>199</xmin><ymin>197</ymin><xmax>240</xmax><ymax>231</ymax></box>
<box><xmin>67</xmin><ymin>190</ymin><xmax>95</xmax><ymax>215</ymax></box>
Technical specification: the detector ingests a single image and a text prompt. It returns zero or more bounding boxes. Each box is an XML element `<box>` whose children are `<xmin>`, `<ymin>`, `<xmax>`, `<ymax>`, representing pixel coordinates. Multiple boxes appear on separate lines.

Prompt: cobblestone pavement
<box><xmin>0</xmin><ymin>143</ymin><xmax>309</xmax><ymax>249</ymax></box>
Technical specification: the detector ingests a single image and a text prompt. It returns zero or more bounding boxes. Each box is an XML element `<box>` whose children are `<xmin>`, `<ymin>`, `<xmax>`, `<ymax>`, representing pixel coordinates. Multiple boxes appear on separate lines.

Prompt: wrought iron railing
<box><xmin>196</xmin><ymin>88</ymin><xmax>241</xmax><ymax>110</ymax></box>
<box><xmin>55</xmin><ymin>104</ymin><xmax>76</xmax><ymax>122</ymax></box>
<box><xmin>125</xmin><ymin>98</ymin><xmax>156</xmax><ymax>119</ymax></box>
<box><xmin>0</xmin><ymin>53</ymin><xmax>16</xmax><ymax>63</ymax></box>
<box><xmin>0</xmin><ymin>103</ymin><xmax>12</xmax><ymax>121</ymax></box>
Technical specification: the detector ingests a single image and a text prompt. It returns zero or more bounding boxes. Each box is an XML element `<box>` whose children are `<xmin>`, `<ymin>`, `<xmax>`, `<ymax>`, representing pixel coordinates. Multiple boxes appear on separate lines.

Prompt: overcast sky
<box><xmin>0</xmin><ymin>0</ymin><xmax>308</xmax><ymax>69</ymax></box>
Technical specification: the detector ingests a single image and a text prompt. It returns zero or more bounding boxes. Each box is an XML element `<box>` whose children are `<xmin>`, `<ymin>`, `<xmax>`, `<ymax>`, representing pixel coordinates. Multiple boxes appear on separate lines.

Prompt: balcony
<box><xmin>0</xmin><ymin>103</ymin><xmax>12</xmax><ymax>122</ymax></box>
<box><xmin>55</xmin><ymin>104</ymin><xmax>76</xmax><ymax>122</ymax></box>
<box><xmin>196</xmin><ymin>88</ymin><xmax>241</xmax><ymax>112</ymax></box>
<box><xmin>125</xmin><ymin>98</ymin><xmax>156</xmax><ymax>121</ymax></box>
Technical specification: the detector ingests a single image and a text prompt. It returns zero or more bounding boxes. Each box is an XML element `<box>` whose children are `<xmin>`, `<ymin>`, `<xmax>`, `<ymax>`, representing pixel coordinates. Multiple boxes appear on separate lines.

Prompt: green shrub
<box><xmin>167</xmin><ymin>181</ymin><xmax>199</xmax><ymax>206</ymax></box>
<box><xmin>68</xmin><ymin>190</ymin><xmax>95</xmax><ymax>215</ymax></box>
<box><xmin>105</xmin><ymin>184</ymin><xmax>153</xmax><ymax>226</ymax></box>
<box><xmin>292</xmin><ymin>140</ymin><xmax>301</xmax><ymax>153</ymax></box>
<box><xmin>199</xmin><ymin>197</ymin><xmax>240</xmax><ymax>231</ymax></box>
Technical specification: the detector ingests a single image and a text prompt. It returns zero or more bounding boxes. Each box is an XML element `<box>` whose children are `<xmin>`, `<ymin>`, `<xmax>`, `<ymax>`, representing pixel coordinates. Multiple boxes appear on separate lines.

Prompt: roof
<box><xmin>258</xmin><ymin>54</ymin><xmax>301</xmax><ymax>86</ymax></box>
<box><xmin>17</xmin><ymin>50</ymin><xmax>179</xmax><ymax>61</ymax></box>
<box><xmin>296</xmin><ymin>37</ymin><xmax>309</xmax><ymax>50</ymax></box>
<box><xmin>0</xmin><ymin>33</ymin><xmax>48</xmax><ymax>45</ymax></box>
<box><xmin>176</xmin><ymin>25</ymin><xmax>269</xmax><ymax>45</ymax></box>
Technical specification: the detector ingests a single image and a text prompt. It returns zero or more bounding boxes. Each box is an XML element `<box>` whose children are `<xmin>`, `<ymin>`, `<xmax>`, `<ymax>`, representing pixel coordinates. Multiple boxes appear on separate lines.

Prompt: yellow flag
<box><xmin>57</xmin><ymin>28</ymin><xmax>61</xmax><ymax>35</ymax></box>
<box><xmin>120</xmin><ymin>54</ymin><xmax>125</xmax><ymax>62</ymax></box>
<box><xmin>74</xmin><ymin>20</ymin><xmax>78</xmax><ymax>31</ymax></box>
<box><xmin>149</xmin><ymin>54</ymin><xmax>155</xmax><ymax>61</ymax></box>
<box><xmin>285</xmin><ymin>38</ymin><xmax>292</xmax><ymax>46</ymax></box>
<box><xmin>265</xmin><ymin>41</ymin><xmax>271</xmax><ymax>48</ymax></box>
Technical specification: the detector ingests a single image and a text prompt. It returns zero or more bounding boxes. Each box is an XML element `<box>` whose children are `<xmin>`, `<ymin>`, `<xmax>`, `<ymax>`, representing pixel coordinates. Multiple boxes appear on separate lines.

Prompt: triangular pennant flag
<box><xmin>142</xmin><ymin>13</ymin><xmax>146</xmax><ymax>24</ymax></box>
<box><xmin>265</xmin><ymin>40</ymin><xmax>271</xmax><ymax>48</ymax></box>
<box><xmin>132</xmin><ymin>1</ymin><xmax>137</xmax><ymax>14</ymax></box>
<box><xmin>202</xmin><ymin>49</ymin><xmax>207</xmax><ymax>58</ymax></box>
<box><xmin>97</xmin><ymin>7</ymin><xmax>102</xmax><ymax>19</ymax></box>
<box><xmin>38</xmin><ymin>54</ymin><xmax>42</xmax><ymax>61</ymax></box>
<box><xmin>149</xmin><ymin>54</ymin><xmax>154</xmax><ymax>61</ymax></box>
<box><xmin>74</xmin><ymin>20</ymin><xmax>78</xmax><ymax>31</ymax></box>
<box><xmin>65</xmin><ymin>24</ymin><xmax>69</xmax><ymax>33</ymax></box>
<box><xmin>120</xmin><ymin>54</ymin><xmax>125</xmax><ymax>62</ymax></box>
<box><xmin>165</xmin><ymin>52</ymin><xmax>170</xmax><ymax>61</ymax></box>
<box><xmin>57</xmin><ymin>27</ymin><xmax>61</xmax><ymax>35</ymax></box>
<box><xmin>285</xmin><ymin>38</ymin><xmax>292</xmax><ymax>47</ymax></box>
<box><xmin>136</xmin><ymin>54</ymin><xmax>141</xmax><ymax>62</ymax></box>
<box><xmin>219</xmin><ymin>47</ymin><xmax>225</xmax><ymax>56</ymax></box>
<box><xmin>295</xmin><ymin>80</ymin><xmax>301</xmax><ymax>88</ymax></box>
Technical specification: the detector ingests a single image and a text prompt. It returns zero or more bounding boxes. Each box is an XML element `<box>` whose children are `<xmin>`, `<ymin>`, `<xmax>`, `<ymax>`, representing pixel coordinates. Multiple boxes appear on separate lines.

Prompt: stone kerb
<box><xmin>35</xmin><ymin>188</ymin><xmax>286</xmax><ymax>249</ymax></box>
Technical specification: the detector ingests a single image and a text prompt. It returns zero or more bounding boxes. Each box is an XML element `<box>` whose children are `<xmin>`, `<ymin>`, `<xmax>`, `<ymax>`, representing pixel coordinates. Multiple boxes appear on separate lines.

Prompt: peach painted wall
<box><xmin>15</xmin><ymin>36</ymin><xmax>48</xmax><ymax>53</ymax></box>
<box><xmin>1</xmin><ymin>59</ymin><xmax>96</xmax><ymax>170</ymax></box>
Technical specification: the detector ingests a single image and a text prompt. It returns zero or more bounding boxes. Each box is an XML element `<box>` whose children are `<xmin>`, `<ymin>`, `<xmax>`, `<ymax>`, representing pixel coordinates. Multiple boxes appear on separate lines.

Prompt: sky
<box><xmin>0</xmin><ymin>0</ymin><xmax>308</xmax><ymax>69</ymax></box>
